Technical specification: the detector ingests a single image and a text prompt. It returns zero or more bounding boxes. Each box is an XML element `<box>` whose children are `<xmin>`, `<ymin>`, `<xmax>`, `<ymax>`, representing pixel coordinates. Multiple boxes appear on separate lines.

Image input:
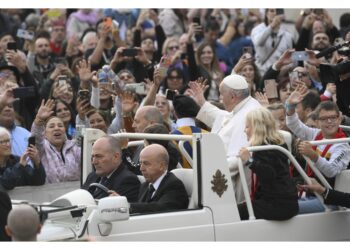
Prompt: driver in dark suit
<box><xmin>82</xmin><ymin>136</ymin><xmax>140</xmax><ymax>201</ymax></box>
<box><xmin>128</xmin><ymin>144</ymin><xmax>189</xmax><ymax>214</ymax></box>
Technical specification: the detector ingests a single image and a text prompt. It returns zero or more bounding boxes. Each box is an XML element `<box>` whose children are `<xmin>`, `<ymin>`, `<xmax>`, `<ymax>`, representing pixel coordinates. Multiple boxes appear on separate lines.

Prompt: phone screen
<box><xmin>7</xmin><ymin>42</ymin><xmax>17</xmax><ymax>51</ymax></box>
<box><xmin>291</xmin><ymin>51</ymin><xmax>309</xmax><ymax>61</ymax></box>
<box><xmin>264</xmin><ymin>79</ymin><xmax>278</xmax><ymax>99</ymax></box>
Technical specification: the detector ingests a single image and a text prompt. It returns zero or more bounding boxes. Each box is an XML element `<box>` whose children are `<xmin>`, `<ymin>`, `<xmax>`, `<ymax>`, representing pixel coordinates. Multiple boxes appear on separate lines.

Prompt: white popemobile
<box><xmin>8</xmin><ymin>128</ymin><xmax>350</xmax><ymax>241</ymax></box>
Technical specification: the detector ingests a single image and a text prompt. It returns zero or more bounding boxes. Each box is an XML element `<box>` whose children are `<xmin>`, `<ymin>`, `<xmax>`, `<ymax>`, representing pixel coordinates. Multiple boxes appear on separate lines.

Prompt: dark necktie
<box><xmin>271</xmin><ymin>33</ymin><xmax>277</xmax><ymax>48</ymax></box>
<box><xmin>146</xmin><ymin>184</ymin><xmax>155</xmax><ymax>202</ymax></box>
<box><xmin>93</xmin><ymin>177</ymin><xmax>109</xmax><ymax>198</ymax></box>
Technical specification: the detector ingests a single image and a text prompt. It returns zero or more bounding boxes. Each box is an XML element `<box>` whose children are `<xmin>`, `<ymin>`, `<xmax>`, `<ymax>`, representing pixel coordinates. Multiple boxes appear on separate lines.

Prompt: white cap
<box><xmin>222</xmin><ymin>74</ymin><xmax>248</xmax><ymax>90</ymax></box>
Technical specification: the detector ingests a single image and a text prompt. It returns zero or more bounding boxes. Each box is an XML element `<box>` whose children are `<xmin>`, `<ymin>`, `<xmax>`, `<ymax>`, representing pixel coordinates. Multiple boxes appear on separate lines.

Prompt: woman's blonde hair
<box><xmin>246</xmin><ymin>107</ymin><xmax>284</xmax><ymax>146</ymax></box>
<box><xmin>162</xmin><ymin>37</ymin><xmax>179</xmax><ymax>55</ymax></box>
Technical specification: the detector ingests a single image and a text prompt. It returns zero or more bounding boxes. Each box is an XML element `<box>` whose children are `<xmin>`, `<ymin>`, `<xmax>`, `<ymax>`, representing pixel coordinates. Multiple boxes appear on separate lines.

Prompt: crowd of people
<box><xmin>1</xmin><ymin>8</ymin><xmax>350</xmax><ymax>239</ymax></box>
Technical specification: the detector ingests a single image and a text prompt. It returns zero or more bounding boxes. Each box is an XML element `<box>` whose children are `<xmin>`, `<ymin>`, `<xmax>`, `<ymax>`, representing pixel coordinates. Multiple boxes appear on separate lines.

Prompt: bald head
<box><xmin>139</xmin><ymin>144</ymin><xmax>169</xmax><ymax>183</ymax></box>
<box><xmin>132</xmin><ymin>106</ymin><xmax>164</xmax><ymax>133</ymax></box>
<box><xmin>6</xmin><ymin>205</ymin><xmax>41</xmax><ymax>241</ymax></box>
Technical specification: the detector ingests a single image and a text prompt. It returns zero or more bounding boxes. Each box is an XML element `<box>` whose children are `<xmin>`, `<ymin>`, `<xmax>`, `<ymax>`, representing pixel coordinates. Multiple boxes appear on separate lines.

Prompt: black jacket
<box><xmin>130</xmin><ymin>172</ymin><xmax>188</xmax><ymax>214</ymax></box>
<box><xmin>0</xmin><ymin>155</ymin><xmax>46</xmax><ymax>190</ymax></box>
<box><xmin>82</xmin><ymin>163</ymin><xmax>140</xmax><ymax>202</ymax></box>
<box><xmin>324</xmin><ymin>189</ymin><xmax>350</xmax><ymax>208</ymax></box>
<box><xmin>0</xmin><ymin>191</ymin><xmax>11</xmax><ymax>241</ymax></box>
<box><xmin>251</xmin><ymin>144</ymin><xmax>298</xmax><ymax>201</ymax></box>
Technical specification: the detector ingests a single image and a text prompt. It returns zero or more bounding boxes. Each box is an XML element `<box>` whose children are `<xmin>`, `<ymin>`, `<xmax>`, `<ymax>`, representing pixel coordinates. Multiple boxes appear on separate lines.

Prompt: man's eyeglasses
<box><xmin>0</xmin><ymin>139</ymin><xmax>11</xmax><ymax>145</ymax></box>
<box><xmin>318</xmin><ymin>115</ymin><xmax>339</xmax><ymax>123</ymax></box>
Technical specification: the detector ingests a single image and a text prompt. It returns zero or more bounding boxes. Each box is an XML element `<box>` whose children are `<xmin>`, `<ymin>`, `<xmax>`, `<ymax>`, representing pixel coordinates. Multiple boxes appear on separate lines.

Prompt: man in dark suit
<box><xmin>0</xmin><ymin>190</ymin><xmax>11</xmax><ymax>241</ymax></box>
<box><xmin>129</xmin><ymin>144</ymin><xmax>189</xmax><ymax>214</ymax></box>
<box><xmin>82</xmin><ymin>136</ymin><xmax>140</xmax><ymax>202</ymax></box>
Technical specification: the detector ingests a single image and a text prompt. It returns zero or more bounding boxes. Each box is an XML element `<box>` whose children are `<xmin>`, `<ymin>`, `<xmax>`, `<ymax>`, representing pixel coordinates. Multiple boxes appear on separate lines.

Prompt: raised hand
<box><xmin>77</xmin><ymin>59</ymin><xmax>98</xmax><ymax>87</ymax></box>
<box><xmin>36</xmin><ymin>99</ymin><xmax>55</xmax><ymax>123</ymax></box>
<box><xmin>188</xmin><ymin>80</ymin><xmax>207</xmax><ymax>107</ymax></box>
<box><xmin>286</xmin><ymin>83</ymin><xmax>309</xmax><ymax>105</ymax></box>
<box><xmin>254</xmin><ymin>91</ymin><xmax>269</xmax><ymax>107</ymax></box>
<box><xmin>122</xmin><ymin>91</ymin><xmax>137</xmax><ymax>114</ymax></box>
<box><xmin>6</xmin><ymin>50</ymin><xmax>27</xmax><ymax>73</ymax></box>
<box><xmin>275</xmin><ymin>49</ymin><xmax>295</xmax><ymax>71</ymax></box>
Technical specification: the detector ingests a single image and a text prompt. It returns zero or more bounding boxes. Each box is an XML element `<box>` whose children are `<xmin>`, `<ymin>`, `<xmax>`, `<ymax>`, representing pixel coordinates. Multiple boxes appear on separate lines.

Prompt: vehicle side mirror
<box><xmin>97</xmin><ymin>196</ymin><xmax>130</xmax><ymax>222</ymax></box>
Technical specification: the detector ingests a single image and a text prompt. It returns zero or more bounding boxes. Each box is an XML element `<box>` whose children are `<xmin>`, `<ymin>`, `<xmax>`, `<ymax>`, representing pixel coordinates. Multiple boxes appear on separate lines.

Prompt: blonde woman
<box><xmin>238</xmin><ymin>107</ymin><xmax>298</xmax><ymax>220</ymax></box>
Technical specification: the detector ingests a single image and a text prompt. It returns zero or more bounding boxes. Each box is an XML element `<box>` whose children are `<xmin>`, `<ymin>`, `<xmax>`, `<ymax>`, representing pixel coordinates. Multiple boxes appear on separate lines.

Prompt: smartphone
<box><xmin>193</xmin><ymin>17</ymin><xmax>201</xmax><ymax>25</ymax></box>
<box><xmin>264</xmin><ymin>79</ymin><xmax>278</xmax><ymax>99</ymax></box>
<box><xmin>291</xmin><ymin>51</ymin><xmax>309</xmax><ymax>61</ymax></box>
<box><xmin>165</xmin><ymin>89</ymin><xmax>176</xmax><ymax>100</ymax></box>
<box><xmin>78</xmin><ymin>89</ymin><xmax>91</xmax><ymax>100</ymax></box>
<box><xmin>122</xmin><ymin>48</ymin><xmax>138</xmax><ymax>57</ymax></box>
<box><xmin>58</xmin><ymin>75</ymin><xmax>67</xmax><ymax>85</ymax></box>
<box><xmin>276</xmin><ymin>9</ymin><xmax>285</xmax><ymax>15</ymax></box>
<box><xmin>56</xmin><ymin>57</ymin><xmax>68</xmax><ymax>65</ymax></box>
<box><xmin>104</xmin><ymin>17</ymin><xmax>113</xmax><ymax>28</ymax></box>
<box><xmin>7</xmin><ymin>42</ymin><xmax>17</xmax><ymax>52</ymax></box>
<box><xmin>28</xmin><ymin>136</ymin><xmax>36</xmax><ymax>147</ymax></box>
<box><xmin>16</xmin><ymin>29</ymin><xmax>35</xmax><ymax>41</ymax></box>
<box><xmin>13</xmin><ymin>87</ymin><xmax>36</xmax><ymax>99</ymax></box>
<box><xmin>124</xmin><ymin>83</ymin><xmax>146</xmax><ymax>95</ymax></box>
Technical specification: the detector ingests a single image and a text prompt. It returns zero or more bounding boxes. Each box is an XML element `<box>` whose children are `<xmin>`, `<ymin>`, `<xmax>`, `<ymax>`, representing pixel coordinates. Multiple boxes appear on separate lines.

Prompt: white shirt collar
<box><xmin>151</xmin><ymin>171</ymin><xmax>167</xmax><ymax>191</ymax></box>
<box><xmin>176</xmin><ymin>117</ymin><xmax>196</xmax><ymax>127</ymax></box>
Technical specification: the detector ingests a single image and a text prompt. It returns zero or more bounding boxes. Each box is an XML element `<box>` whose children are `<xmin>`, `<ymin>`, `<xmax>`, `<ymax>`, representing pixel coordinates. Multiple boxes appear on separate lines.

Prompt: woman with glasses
<box><xmin>0</xmin><ymin>127</ymin><xmax>45</xmax><ymax>190</ymax></box>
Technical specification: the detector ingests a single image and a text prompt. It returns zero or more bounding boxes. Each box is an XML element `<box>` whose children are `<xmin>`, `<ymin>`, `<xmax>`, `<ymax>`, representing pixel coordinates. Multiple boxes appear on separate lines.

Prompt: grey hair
<box><xmin>102</xmin><ymin>135</ymin><xmax>122</xmax><ymax>154</ymax></box>
<box><xmin>0</xmin><ymin>126</ymin><xmax>11</xmax><ymax>138</ymax></box>
<box><xmin>232</xmin><ymin>88</ymin><xmax>250</xmax><ymax>100</ymax></box>
<box><xmin>144</xmin><ymin>106</ymin><xmax>164</xmax><ymax>124</ymax></box>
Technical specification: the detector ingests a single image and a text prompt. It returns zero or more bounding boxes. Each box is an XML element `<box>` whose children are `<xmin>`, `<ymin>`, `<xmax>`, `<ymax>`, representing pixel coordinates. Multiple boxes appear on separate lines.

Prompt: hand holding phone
<box><xmin>28</xmin><ymin>136</ymin><xmax>36</xmax><ymax>147</ymax></box>
<box><xmin>264</xmin><ymin>79</ymin><xmax>278</xmax><ymax>99</ymax></box>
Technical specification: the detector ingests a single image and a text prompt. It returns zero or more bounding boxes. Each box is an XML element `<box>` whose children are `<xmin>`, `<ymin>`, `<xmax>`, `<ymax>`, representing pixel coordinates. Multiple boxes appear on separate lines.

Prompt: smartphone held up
<box><xmin>264</xmin><ymin>79</ymin><xmax>279</xmax><ymax>99</ymax></box>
